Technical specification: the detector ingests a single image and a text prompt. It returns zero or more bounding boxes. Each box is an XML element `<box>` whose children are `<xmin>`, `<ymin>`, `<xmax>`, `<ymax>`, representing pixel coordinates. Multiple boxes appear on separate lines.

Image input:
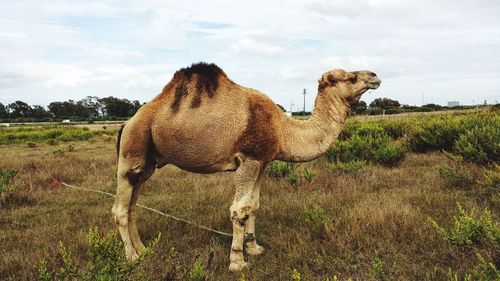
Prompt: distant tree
<box><xmin>369</xmin><ymin>98</ymin><xmax>400</xmax><ymax>108</ymax></box>
<box><xmin>422</xmin><ymin>103</ymin><xmax>442</xmax><ymax>110</ymax></box>
<box><xmin>99</xmin><ymin>97</ymin><xmax>141</xmax><ymax>117</ymax></box>
<box><xmin>77</xmin><ymin>96</ymin><xmax>102</xmax><ymax>117</ymax></box>
<box><xmin>0</xmin><ymin>103</ymin><xmax>6</xmax><ymax>118</ymax></box>
<box><xmin>7</xmin><ymin>101</ymin><xmax>31</xmax><ymax>118</ymax></box>
<box><xmin>48</xmin><ymin>101</ymin><xmax>77</xmax><ymax>118</ymax></box>
<box><xmin>276</xmin><ymin>104</ymin><xmax>286</xmax><ymax>112</ymax></box>
<box><xmin>352</xmin><ymin>100</ymin><xmax>367</xmax><ymax>114</ymax></box>
<box><xmin>30</xmin><ymin>105</ymin><xmax>51</xmax><ymax>119</ymax></box>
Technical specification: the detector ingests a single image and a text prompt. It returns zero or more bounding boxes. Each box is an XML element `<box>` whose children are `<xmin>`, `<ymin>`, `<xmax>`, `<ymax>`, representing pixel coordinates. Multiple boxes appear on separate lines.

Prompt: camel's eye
<box><xmin>348</xmin><ymin>76</ymin><xmax>357</xmax><ymax>84</ymax></box>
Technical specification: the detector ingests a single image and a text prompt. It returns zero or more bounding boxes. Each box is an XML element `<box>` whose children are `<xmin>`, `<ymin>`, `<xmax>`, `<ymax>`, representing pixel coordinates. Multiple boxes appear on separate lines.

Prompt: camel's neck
<box><xmin>277</xmin><ymin>87</ymin><xmax>350</xmax><ymax>162</ymax></box>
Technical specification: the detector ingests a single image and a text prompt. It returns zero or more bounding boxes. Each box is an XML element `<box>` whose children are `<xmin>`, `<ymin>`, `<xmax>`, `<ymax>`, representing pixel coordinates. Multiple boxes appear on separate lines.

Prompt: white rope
<box><xmin>57</xmin><ymin>180</ymin><xmax>233</xmax><ymax>238</ymax></box>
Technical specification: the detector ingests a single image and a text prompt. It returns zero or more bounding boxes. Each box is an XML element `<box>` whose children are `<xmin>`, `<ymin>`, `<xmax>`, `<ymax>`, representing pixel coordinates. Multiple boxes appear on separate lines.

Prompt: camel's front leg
<box><xmin>229</xmin><ymin>158</ymin><xmax>262</xmax><ymax>272</ymax></box>
<box><xmin>244</xmin><ymin>183</ymin><xmax>265</xmax><ymax>256</ymax></box>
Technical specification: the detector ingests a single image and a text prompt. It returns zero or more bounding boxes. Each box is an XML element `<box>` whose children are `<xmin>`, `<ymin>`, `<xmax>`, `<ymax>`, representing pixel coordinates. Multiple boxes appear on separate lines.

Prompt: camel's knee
<box><xmin>118</xmin><ymin>165</ymin><xmax>145</xmax><ymax>185</ymax></box>
<box><xmin>230</xmin><ymin>204</ymin><xmax>254</xmax><ymax>227</ymax></box>
<box><xmin>111</xmin><ymin>206</ymin><xmax>129</xmax><ymax>227</ymax></box>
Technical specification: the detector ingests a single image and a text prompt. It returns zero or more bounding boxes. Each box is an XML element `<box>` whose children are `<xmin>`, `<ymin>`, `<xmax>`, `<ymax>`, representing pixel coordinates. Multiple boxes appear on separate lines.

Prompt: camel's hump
<box><xmin>173</xmin><ymin>62</ymin><xmax>227</xmax><ymax>80</ymax></box>
<box><xmin>169</xmin><ymin>62</ymin><xmax>232</xmax><ymax>111</ymax></box>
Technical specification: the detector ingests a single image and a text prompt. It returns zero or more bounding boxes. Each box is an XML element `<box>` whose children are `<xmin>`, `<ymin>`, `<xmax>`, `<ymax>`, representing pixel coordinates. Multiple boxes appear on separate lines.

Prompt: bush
<box><xmin>437</xmin><ymin>164</ymin><xmax>474</xmax><ymax>188</ymax></box>
<box><xmin>407</xmin><ymin>116</ymin><xmax>463</xmax><ymax>152</ymax></box>
<box><xmin>374</xmin><ymin>144</ymin><xmax>405</xmax><ymax>166</ymax></box>
<box><xmin>0</xmin><ymin>126</ymin><xmax>93</xmax><ymax>144</ymax></box>
<box><xmin>480</xmin><ymin>167</ymin><xmax>500</xmax><ymax>188</ymax></box>
<box><xmin>0</xmin><ymin>168</ymin><xmax>17</xmax><ymax>192</ymax></box>
<box><xmin>379</xmin><ymin>120</ymin><xmax>412</xmax><ymax>139</ymax></box>
<box><xmin>429</xmin><ymin>203</ymin><xmax>500</xmax><ymax>246</ymax></box>
<box><xmin>266</xmin><ymin>161</ymin><xmax>297</xmax><ymax>178</ymax></box>
<box><xmin>327</xmin><ymin>134</ymin><xmax>404</xmax><ymax>166</ymax></box>
<box><xmin>39</xmin><ymin>228</ymin><xmax>160</xmax><ymax>281</ymax></box>
<box><xmin>328</xmin><ymin>160</ymin><xmax>365</xmax><ymax>175</ymax></box>
<box><xmin>304</xmin><ymin>206</ymin><xmax>327</xmax><ymax>237</ymax></box>
<box><xmin>0</xmin><ymin>168</ymin><xmax>18</xmax><ymax>204</ymax></box>
<box><xmin>189</xmin><ymin>260</ymin><xmax>207</xmax><ymax>281</ymax></box>
<box><xmin>447</xmin><ymin>253</ymin><xmax>499</xmax><ymax>281</ymax></box>
<box><xmin>286</xmin><ymin>172</ymin><xmax>299</xmax><ymax>185</ymax></box>
<box><xmin>372</xmin><ymin>254</ymin><xmax>397</xmax><ymax>281</ymax></box>
<box><xmin>302</xmin><ymin>168</ymin><xmax>316</xmax><ymax>183</ymax></box>
<box><xmin>454</xmin><ymin>125</ymin><xmax>500</xmax><ymax>165</ymax></box>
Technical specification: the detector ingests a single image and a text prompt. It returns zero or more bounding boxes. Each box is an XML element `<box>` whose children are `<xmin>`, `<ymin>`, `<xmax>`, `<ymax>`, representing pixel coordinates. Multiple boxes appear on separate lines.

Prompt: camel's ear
<box><xmin>327</xmin><ymin>74</ymin><xmax>338</xmax><ymax>85</ymax></box>
<box><xmin>319</xmin><ymin>73</ymin><xmax>337</xmax><ymax>87</ymax></box>
<box><xmin>346</xmin><ymin>72</ymin><xmax>357</xmax><ymax>84</ymax></box>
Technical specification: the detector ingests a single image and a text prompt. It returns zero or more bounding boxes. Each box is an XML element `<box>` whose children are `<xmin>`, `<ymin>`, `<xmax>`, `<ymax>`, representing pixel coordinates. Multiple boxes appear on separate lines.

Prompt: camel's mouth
<box><xmin>367</xmin><ymin>77</ymin><xmax>381</xmax><ymax>89</ymax></box>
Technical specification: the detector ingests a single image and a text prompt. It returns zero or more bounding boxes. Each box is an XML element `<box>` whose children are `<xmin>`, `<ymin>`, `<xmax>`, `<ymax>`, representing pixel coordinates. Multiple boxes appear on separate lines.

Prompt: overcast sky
<box><xmin>1</xmin><ymin>0</ymin><xmax>499</xmax><ymax>110</ymax></box>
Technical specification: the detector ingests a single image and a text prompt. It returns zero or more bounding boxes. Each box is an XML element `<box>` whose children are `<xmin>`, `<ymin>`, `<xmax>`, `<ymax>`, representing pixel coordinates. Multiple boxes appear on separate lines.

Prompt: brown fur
<box><xmin>116</xmin><ymin>123</ymin><xmax>125</xmax><ymax>156</ymax></box>
<box><xmin>236</xmin><ymin>96</ymin><xmax>279</xmax><ymax>163</ymax></box>
<box><xmin>170</xmin><ymin>62</ymin><xmax>228</xmax><ymax>111</ymax></box>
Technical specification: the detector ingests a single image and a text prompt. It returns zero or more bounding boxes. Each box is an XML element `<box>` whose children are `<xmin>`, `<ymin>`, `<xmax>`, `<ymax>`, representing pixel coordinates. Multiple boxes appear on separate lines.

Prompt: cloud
<box><xmin>231</xmin><ymin>38</ymin><xmax>286</xmax><ymax>56</ymax></box>
<box><xmin>1</xmin><ymin>0</ymin><xmax>500</xmax><ymax>107</ymax></box>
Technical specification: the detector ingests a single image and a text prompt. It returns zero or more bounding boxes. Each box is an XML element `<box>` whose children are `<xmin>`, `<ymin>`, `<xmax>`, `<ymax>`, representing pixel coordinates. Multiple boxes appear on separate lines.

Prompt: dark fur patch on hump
<box><xmin>236</xmin><ymin>97</ymin><xmax>279</xmax><ymax>163</ymax></box>
<box><xmin>170</xmin><ymin>62</ymin><xmax>227</xmax><ymax>111</ymax></box>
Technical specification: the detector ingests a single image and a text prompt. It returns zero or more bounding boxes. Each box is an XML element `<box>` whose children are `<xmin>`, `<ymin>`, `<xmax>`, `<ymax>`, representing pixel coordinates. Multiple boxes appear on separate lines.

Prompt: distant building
<box><xmin>447</xmin><ymin>101</ymin><xmax>459</xmax><ymax>107</ymax></box>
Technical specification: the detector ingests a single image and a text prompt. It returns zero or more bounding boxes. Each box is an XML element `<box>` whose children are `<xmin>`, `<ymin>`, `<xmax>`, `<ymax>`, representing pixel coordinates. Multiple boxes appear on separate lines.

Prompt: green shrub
<box><xmin>480</xmin><ymin>167</ymin><xmax>500</xmax><ymax>188</ymax></box>
<box><xmin>38</xmin><ymin>228</ymin><xmax>160</xmax><ymax>281</ymax></box>
<box><xmin>429</xmin><ymin>203</ymin><xmax>500</xmax><ymax>246</ymax></box>
<box><xmin>327</xmin><ymin>134</ymin><xmax>404</xmax><ymax>166</ymax></box>
<box><xmin>189</xmin><ymin>260</ymin><xmax>207</xmax><ymax>281</ymax></box>
<box><xmin>0</xmin><ymin>126</ymin><xmax>93</xmax><ymax>144</ymax></box>
<box><xmin>454</xmin><ymin>125</ymin><xmax>500</xmax><ymax>165</ymax></box>
<box><xmin>0</xmin><ymin>168</ymin><xmax>18</xmax><ymax>205</ymax></box>
<box><xmin>374</xmin><ymin>143</ymin><xmax>405</xmax><ymax>166</ymax></box>
<box><xmin>286</xmin><ymin>172</ymin><xmax>300</xmax><ymax>185</ymax></box>
<box><xmin>379</xmin><ymin>120</ymin><xmax>410</xmax><ymax>139</ymax></box>
<box><xmin>407</xmin><ymin>116</ymin><xmax>463</xmax><ymax>152</ymax></box>
<box><xmin>338</xmin><ymin>122</ymin><xmax>385</xmax><ymax>141</ymax></box>
<box><xmin>304</xmin><ymin>206</ymin><xmax>327</xmax><ymax>236</ymax></box>
<box><xmin>0</xmin><ymin>168</ymin><xmax>17</xmax><ymax>193</ymax></box>
<box><xmin>266</xmin><ymin>161</ymin><xmax>297</xmax><ymax>178</ymax></box>
<box><xmin>328</xmin><ymin>160</ymin><xmax>365</xmax><ymax>175</ymax></box>
<box><xmin>372</xmin><ymin>254</ymin><xmax>397</xmax><ymax>281</ymax></box>
<box><xmin>53</xmin><ymin>148</ymin><xmax>65</xmax><ymax>157</ymax></box>
<box><xmin>448</xmin><ymin>253</ymin><xmax>499</xmax><ymax>281</ymax></box>
<box><xmin>302</xmin><ymin>168</ymin><xmax>316</xmax><ymax>183</ymax></box>
<box><xmin>437</xmin><ymin>164</ymin><xmax>474</xmax><ymax>188</ymax></box>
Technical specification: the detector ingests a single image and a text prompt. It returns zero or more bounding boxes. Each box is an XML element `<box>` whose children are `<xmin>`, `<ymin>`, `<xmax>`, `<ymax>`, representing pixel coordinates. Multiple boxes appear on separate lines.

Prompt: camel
<box><xmin>113</xmin><ymin>62</ymin><xmax>381</xmax><ymax>272</ymax></box>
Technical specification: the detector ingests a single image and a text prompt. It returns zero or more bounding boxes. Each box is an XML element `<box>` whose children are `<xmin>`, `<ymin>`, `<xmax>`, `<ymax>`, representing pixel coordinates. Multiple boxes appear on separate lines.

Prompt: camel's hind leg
<box><xmin>112</xmin><ymin>159</ymin><xmax>154</xmax><ymax>260</ymax></box>
<box><xmin>128</xmin><ymin>165</ymin><xmax>155</xmax><ymax>254</ymax></box>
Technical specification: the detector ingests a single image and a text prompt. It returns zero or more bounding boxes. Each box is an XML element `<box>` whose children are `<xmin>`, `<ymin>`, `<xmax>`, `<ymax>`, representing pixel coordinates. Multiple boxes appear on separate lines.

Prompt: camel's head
<box><xmin>318</xmin><ymin>69</ymin><xmax>381</xmax><ymax>106</ymax></box>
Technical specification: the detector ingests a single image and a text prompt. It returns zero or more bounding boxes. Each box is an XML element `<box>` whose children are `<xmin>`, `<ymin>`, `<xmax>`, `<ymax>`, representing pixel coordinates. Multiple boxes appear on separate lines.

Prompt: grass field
<box><xmin>0</xmin><ymin>110</ymin><xmax>498</xmax><ymax>280</ymax></box>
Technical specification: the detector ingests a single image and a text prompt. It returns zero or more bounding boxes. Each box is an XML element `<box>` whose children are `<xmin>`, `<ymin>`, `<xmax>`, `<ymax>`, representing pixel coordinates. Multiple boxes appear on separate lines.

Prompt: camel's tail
<box><xmin>116</xmin><ymin>123</ymin><xmax>126</xmax><ymax>157</ymax></box>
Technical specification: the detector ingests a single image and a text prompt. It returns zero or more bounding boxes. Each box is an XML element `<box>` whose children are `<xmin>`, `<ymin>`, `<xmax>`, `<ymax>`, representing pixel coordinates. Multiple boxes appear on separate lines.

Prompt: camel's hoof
<box><xmin>229</xmin><ymin>261</ymin><xmax>248</xmax><ymax>272</ymax></box>
<box><xmin>246</xmin><ymin>245</ymin><xmax>265</xmax><ymax>256</ymax></box>
<box><xmin>126</xmin><ymin>250</ymin><xmax>139</xmax><ymax>261</ymax></box>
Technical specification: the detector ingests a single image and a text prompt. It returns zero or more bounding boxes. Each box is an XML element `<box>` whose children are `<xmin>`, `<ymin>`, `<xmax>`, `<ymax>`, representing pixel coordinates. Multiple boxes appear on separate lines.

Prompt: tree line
<box><xmin>1</xmin><ymin>96</ymin><xmax>492</xmax><ymax>122</ymax></box>
<box><xmin>0</xmin><ymin>96</ymin><xmax>142</xmax><ymax>122</ymax></box>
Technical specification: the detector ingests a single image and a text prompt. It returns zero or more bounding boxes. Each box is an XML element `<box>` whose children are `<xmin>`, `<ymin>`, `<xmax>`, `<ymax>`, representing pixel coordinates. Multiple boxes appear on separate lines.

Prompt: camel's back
<box><xmin>141</xmin><ymin>63</ymin><xmax>282</xmax><ymax>169</ymax></box>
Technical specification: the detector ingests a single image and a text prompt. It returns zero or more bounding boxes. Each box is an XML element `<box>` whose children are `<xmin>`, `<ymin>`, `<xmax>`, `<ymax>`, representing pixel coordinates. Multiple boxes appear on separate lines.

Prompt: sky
<box><xmin>1</xmin><ymin>0</ymin><xmax>499</xmax><ymax>111</ymax></box>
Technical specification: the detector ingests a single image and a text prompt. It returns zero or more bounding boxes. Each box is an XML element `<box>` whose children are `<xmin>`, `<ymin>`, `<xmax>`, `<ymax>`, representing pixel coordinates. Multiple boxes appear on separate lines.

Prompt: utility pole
<box><xmin>290</xmin><ymin>101</ymin><xmax>294</xmax><ymax>113</ymax></box>
<box><xmin>421</xmin><ymin>93</ymin><xmax>424</xmax><ymax>106</ymax></box>
<box><xmin>302</xmin><ymin>88</ymin><xmax>307</xmax><ymax>113</ymax></box>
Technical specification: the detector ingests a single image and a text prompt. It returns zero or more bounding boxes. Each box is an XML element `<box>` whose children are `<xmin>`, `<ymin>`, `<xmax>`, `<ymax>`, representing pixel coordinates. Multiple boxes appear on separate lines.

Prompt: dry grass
<box><xmin>0</xmin><ymin>140</ymin><xmax>498</xmax><ymax>280</ymax></box>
